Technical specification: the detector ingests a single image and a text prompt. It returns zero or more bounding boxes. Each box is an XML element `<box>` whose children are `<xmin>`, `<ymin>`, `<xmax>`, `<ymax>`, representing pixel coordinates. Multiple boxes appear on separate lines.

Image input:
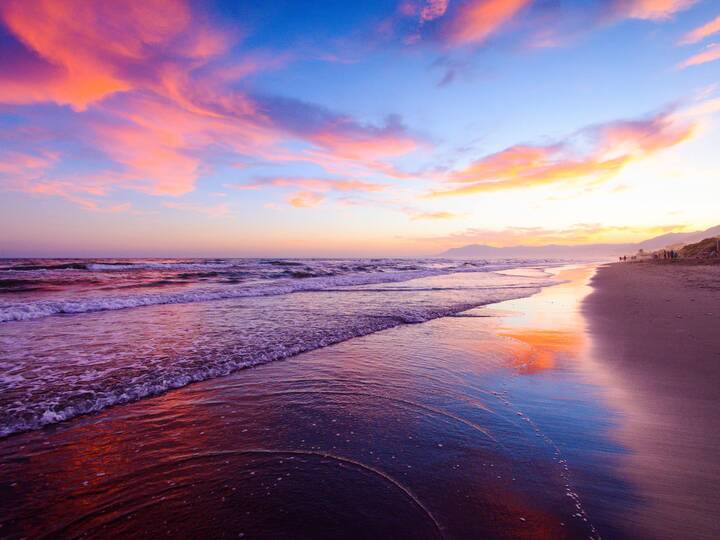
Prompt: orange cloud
<box><xmin>431</xmin><ymin>223</ymin><xmax>686</xmax><ymax>247</ymax></box>
<box><xmin>501</xmin><ymin>330</ymin><xmax>583</xmax><ymax>374</ymax></box>
<box><xmin>431</xmin><ymin>110</ymin><xmax>695</xmax><ymax>196</ymax></box>
<box><xmin>679</xmin><ymin>43</ymin><xmax>720</xmax><ymax>68</ymax></box>
<box><xmin>680</xmin><ymin>15</ymin><xmax>720</xmax><ymax>44</ymax></box>
<box><xmin>409</xmin><ymin>210</ymin><xmax>458</xmax><ymax>220</ymax></box>
<box><xmin>286</xmin><ymin>191</ymin><xmax>324</xmax><ymax>208</ymax></box>
<box><xmin>441</xmin><ymin>0</ymin><xmax>531</xmax><ymax>45</ymax></box>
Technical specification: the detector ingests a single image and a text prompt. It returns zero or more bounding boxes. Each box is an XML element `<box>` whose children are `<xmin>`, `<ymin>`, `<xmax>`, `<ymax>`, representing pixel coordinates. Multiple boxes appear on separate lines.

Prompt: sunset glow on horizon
<box><xmin>1</xmin><ymin>0</ymin><xmax>719</xmax><ymax>257</ymax></box>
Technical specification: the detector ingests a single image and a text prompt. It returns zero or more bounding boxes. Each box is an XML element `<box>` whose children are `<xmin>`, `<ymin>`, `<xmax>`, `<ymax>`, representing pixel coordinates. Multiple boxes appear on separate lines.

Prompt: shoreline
<box><xmin>1</xmin><ymin>262</ymin><xmax>717</xmax><ymax>538</ymax></box>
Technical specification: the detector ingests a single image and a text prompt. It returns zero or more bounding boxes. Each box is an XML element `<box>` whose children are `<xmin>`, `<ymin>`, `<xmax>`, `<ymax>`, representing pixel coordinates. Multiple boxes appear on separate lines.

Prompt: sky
<box><xmin>0</xmin><ymin>0</ymin><xmax>719</xmax><ymax>257</ymax></box>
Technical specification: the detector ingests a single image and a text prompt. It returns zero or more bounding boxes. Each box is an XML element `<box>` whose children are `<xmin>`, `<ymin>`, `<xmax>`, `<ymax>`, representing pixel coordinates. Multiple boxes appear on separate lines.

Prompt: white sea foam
<box><xmin>0</xmin><ymin>289</ymin><xmax>546</xmax><ymax>438</ymax></box>
<box><xmin>0</xmin><ymin>261</ymin><xmax>552</xmax><ymax>323</ymax></box>
<box><xmin>0</xmin><ymin>258</ymin><xmax>562</xmax><ymax>438</ymax></box>
<box><xmin>85</xmin><ymin>262</ymin><xmax>237</xmax><ymax>271</ymax></box>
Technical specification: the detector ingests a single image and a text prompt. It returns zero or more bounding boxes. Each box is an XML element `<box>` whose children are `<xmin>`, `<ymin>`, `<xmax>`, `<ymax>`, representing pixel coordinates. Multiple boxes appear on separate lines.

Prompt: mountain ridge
<box><xmin>438</xmin><ymin>225</ymin><xmax>720</xmax><ymax>258</ymax></box>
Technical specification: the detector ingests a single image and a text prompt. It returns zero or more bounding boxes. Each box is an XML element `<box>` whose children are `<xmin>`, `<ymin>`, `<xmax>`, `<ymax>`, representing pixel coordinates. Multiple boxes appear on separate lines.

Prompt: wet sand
<box><xmin>583</xmin><ymin>262</ymin><xmax>720</xmax><ymax>539</ymax></box>
<box><xmin>0</xmin><ymin>264</ymin><xmax>717</xmax><ymax>538</ymax></box>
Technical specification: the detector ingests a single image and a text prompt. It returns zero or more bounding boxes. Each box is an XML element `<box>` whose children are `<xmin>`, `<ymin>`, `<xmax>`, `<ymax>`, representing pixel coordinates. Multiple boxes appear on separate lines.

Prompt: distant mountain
<box><xmin>635</xmin><ymin>225</ymin><xmax>720</xmax><ymax>250</ymax></box>
<box><xmin>438</xmin><ymin>225</ymin><xmax>720</xmax><ymax>259</ymax></box>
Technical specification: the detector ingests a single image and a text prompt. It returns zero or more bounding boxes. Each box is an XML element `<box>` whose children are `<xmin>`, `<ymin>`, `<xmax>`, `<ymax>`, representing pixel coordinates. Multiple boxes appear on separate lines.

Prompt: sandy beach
<box><xmin>0</xmin><ymin>263</ymin><xmax>718</xmax><ymax>538</ymax></box>
<box><xmin>584</xmin><ymin>261</ymin><xmax>720</xmax><ymax>539</ymax></box>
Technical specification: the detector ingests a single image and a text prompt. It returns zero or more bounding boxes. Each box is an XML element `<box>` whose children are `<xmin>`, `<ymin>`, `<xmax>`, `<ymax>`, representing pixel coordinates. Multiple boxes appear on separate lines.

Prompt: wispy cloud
<box><xmin>254</xmin><ymin>96</ymin><xmax>420</xmax><ymax>176</ymax></box>
<box><xmin>680</xmin><ymin>14</ymin><xmax>720</xmax><ymax>44</ymax></box>
<box><xmin>428</xmin><ymin>223</ymin><xmax>686</xmax><ymax>247</ymax></box>
<box><xmin>608</xmin><ymin>0</ymin><xmax>696</xmax><ymax>21</ymax></box>
<box><xmin>407</xmin><ymin>210</ymin><xmax>459</xmax><ymax>221</ymax></box>
<box><xmin>679</xmin><ymin>43</ymin><xmax>720</xmax><ymax>68</ymax></box>
<box><xmin>238</xmin><ymin>177</ymin><xmax>385</xmax><ymax>193</ymax></box>
<box><xmin>402</xmin><ymin>0</ymin><xmax>696</xmax><ymax>52</ymax></box>
<box><xmin>286</xmin><ymin>191</ymin><xmax>324</xmax><ymax>208</ymax></box>
<box><xmin>236</xmin><ymin>176</ymin><xmax>386</xmax><ymax>209</ymax></box>
<box><xmin>420</xmin><ymin>0</ymin><xmax>449</xmax><ymax>22</ymax></box>
<box><xmin>0</xmin><ymin>150</ymin><xmax>59</xmax><ymax>183</ymax></box>
<box><xmin>439</xmin><ymin>0</ymin><xmax>531</xmax><ymax>45</ymax></box>
<box><xmin>430</xmin><ymin>109</ymin><xmax>695</xmax><ymax>196</ymax></box>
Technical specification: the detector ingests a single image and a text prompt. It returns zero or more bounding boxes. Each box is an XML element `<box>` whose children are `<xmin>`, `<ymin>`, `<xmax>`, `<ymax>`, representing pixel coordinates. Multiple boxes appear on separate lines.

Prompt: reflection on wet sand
<box><xmin>583</xmin><ymin>263</ymin><xmax>720</xmax><ymax>539</ymax></box>
<box><xmin>500</xmin><ymin>330</ymin><xmax>584</xmax><ymax>374</ymax></box>
<box><xmin>1</xmin><ymin>266</ymin><xmax>635</xmax><ymax>539</ymax></box>
<box><xmin>490</xmin><ymin>267</ymin><xmax>590</xmax><ymax>376</ymax></box>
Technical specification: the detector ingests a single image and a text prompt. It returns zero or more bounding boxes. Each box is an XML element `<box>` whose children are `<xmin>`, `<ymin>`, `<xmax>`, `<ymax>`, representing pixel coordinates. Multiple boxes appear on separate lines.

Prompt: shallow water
<box><xmin>0</xmin><ymin>261</ymin><xmax>557</xmax><ymax>437</ymax></box>
<box><xmin>0</xmin><ymin>265</ymin><xmax>639</xmax><ymax>539</ymax></box>
<box><xmin>0</xmin><ymin>257</ymin><xmax>556</xmax><ymax>322</ymax></box>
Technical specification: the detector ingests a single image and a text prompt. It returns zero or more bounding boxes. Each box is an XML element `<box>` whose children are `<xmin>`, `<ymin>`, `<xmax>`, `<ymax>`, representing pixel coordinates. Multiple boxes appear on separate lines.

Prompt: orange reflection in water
<box><xmin>500</xmin><ymin>329</ymin><xmax>584</xmax><ymax>374</ymax></box>
<box><xmin>492</xmin><ymin>265</ymin><xmax>596</xmax><ymax>374</ymax></box>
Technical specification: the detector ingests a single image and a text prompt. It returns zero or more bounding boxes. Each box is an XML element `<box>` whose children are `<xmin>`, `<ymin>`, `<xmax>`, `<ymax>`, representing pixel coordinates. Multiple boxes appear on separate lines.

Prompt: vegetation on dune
<box><xmin>680</xmin><ymin>237</ymin><xmax>720</xmax><ymax>258</ymax></box>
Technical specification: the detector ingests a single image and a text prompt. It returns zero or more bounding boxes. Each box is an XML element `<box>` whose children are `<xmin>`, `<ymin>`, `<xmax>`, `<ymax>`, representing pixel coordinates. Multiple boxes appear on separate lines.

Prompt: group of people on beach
<box><xmin>654</xmin><ymin>249</ymin><xmax>679</xmax><ymax>260</ymax></box>
<box><xmin>618</xmin><ymin>249</ymin><xmax>680</xmax><ymax>262</ymax></box>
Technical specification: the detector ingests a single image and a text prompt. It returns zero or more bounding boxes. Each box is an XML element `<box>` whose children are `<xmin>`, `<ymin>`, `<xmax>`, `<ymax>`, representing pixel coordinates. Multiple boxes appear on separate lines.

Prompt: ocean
<box><xmin>0</xmin><ymin>257</ymin><xmax>559</xmax><ymax>437</ymax></box>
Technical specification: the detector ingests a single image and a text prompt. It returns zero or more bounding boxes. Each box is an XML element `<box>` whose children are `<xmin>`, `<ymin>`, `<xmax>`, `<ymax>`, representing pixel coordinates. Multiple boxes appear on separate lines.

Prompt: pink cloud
<box><xmin>309</xmin><ymin>130</ymin><xmax>417</xmax><ymax>161</ymax></box>
<box><xmin>27</xmin><ymin>179</ymin><xmax>134</xmax><ymax>212</ymax></box>
<box><xmin>17</xmin><ymin>169</ymin><xmax>141</xmax><ymax>209</ymax></box>
<box><xmin>0</xmin><ymin>0</ymin><xmax>420</xmax><ymax>205</ymax></box>
<box><xmin>0</xmin><ymin>150</ymin><xmax>58</xmax><ymax>179</ymax></box>
<box><xmin>240</xmin><ymin>177</ymin><xmax>384</xmax><ymax>193</ymax></box>
<box><xmin>84</xmin><ymin>91</ymin><xmax>282</xmax><ymax>196</ymax></box>
<box><xmin>609</xmin><ymin>0</ymin><xmax>696</xmax><ymax>21</ymax></box>
<box><xmin>679</xmin><ymin>43</ymin><xmax>720</xmax><ymax>68</ymax></box>
<box><xmin>253</xmin><ymin>96</ymin><xmax>421</xmax><ymax>176</ymax></box>
<box><xmin>680</xmin><ymin>15</ymin><xmax>720</xmax><ymax>44</ymax></box>
<box><xmin>420</xmin><ymin>0</ymin><xmax>449</xmax><ymax>22</ymax></box>
<box><xmin>0</xmin><ymin>0</ymin><xmax>232</xmax><ymax>110</ymax></box>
